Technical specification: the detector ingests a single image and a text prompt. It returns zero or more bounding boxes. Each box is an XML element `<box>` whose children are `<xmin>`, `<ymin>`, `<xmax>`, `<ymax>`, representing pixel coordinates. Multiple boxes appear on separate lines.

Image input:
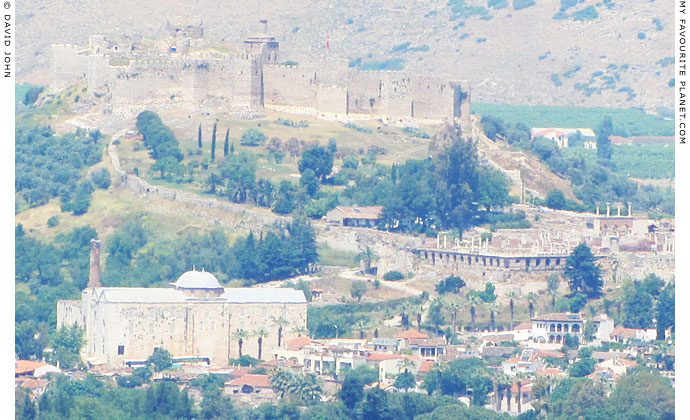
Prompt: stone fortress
<box><xmin>57</xmin><ymin>241</ymin><xmax>308</xmax><ymax>367</ymax></box>
<box><xmin>50</xmin><ymin>18</ymin><xmax>471</xmax><ymax>126</ymax></box>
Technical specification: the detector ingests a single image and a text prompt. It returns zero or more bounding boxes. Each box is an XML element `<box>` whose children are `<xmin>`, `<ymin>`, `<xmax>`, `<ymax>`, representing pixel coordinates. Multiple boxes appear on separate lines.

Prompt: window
<box><xmin>118</xmin><ymin>345</ymin><xmax>125</xmax><ymax>355</ymax></box>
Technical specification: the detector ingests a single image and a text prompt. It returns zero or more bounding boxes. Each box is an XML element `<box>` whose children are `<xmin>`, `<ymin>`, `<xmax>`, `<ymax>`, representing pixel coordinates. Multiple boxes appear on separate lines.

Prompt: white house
<box><xmin>530</xmin><ymin>127</ymin><xmax>596</xmax><ymax>149</ymax></box>
<box><xmin>531</xmin><ymin>313</ymin><xmax>584</xmax><ymax>344</ymax></box>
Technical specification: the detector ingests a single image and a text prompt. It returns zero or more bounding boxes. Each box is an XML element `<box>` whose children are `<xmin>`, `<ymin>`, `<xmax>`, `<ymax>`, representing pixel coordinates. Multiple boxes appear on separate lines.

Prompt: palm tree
<box><xmin>355</xmin><ymin>320</ymin><xmax>369</xmax><ymax>339</ymax></box>
<box><xmin>255</xmin><ymin>327</ymin><xmax>269</xmax><ymax>360</ymax></box>
<box><xmin>489</xmin><ymin>302</ymin><xmax>499</xmax><ymax>331</ymax></box>
<box><xmin>292</xmin><ymin>325</ymin><xmax>309</xmax><ymax>337</ymax></box>
<box><xmin>516</xmin><ymin>378</ymin><xmax>523</xmax><ymax>413</ymax></box>
<box><xmin>430</xmin><ymin>296</ymin><xmax>445</xmax><ymax>334</ymax></box>
<box><xmin>397</xmin><ymin>357</ymin><xmax>416</xmax><ymax>374</ymax></box>
<box><xmin>272</xmin><ymin>316</ymin><xmax>290</xmax><ymax>348</ymax></box>
<box><xmin>291</xmin><ymin>373</ymin><xmax>322</xmax><ymax>403</ymax></box>
<box><xmin>468</xmin><ymin>294</ymin><xmax>482</xmax><ymax>332</ymax></box>
<box><xmin>527</xmin><ymin>292</ymin><xmax>538</xmax><ymax>318</ymax></box>
<box><xmin>271</xmin><ymin>369</ymin><xmax>293</xmax><ymax>399</ymax></box>
<box><xmin>414</xmin><ymin>305</ymin><xmax>424</xmax><ymax>330</ymax></box>
<box><xmin>507</xmin><ymin>292</ymin><xmax>517</xmax><ymax>330</ymax></box>
<box><xmin>355</xmin><ymin>246</ymin><xmax>379</xmax><ymax>274</ymax></box>
<box><xmin>232</xmin><ymin>329</ymin><xmax>249</xmax><ymax>358</ymax></box>
<box><xmin>548</xmin><ymin>289</ymin><xmax>559</xmax><ymax>311</ymax></box>
<box><xmin>448</xmin><ymin>301</ymin><xmax>460</xmax><ymax>335</ymax></box>
<box><xmin>399</xmin><ymin>302</ymin><xmax>411</xmax><ymax>330</ymax></box>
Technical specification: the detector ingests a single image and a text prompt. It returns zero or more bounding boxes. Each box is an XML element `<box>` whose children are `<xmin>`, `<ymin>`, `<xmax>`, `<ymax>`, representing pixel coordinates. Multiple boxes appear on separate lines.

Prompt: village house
<box><xmin>501</xmin><ymin>349</ymin><xmax>545</xmax><ymax>376</ymax></box>
<box><xmin>530</xmin><ymin>127</ymin><xmax>596</xmax><ymax>149</ymax></box>
<box><xmin>407</xmin><ymin>337</ymin><xmax>447</xmax><ymax>361</ymax></box>
<box><xmin>225</xmin><ymin>373</ymin><xmax>275</xmax><ymax>396</ymax></box>
<box><xmin>609</xmin><ymin>326</ymin><xmax>657</xmax><ymax>343</ymax></box>
<box><xmin>590</xmin><ymin>314</ymin><xmax>615</xmax><ymax>342</ymax></box>
<box><xmin>531</xmin><ymin>313</ymin><xmax>584</xmax><ymax>345</ymax></box>
<box><xmin>325</xmin><ymin>206</ymin><xmax>383</xmax><ymax>228</ymax></box>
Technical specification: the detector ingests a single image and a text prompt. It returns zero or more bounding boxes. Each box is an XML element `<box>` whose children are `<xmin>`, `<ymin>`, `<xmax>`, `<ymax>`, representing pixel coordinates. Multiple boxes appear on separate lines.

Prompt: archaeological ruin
<box><xmin>50</xmin><ymin>18</ymin><xmax>471</xmax><ymax>126</ymax></box>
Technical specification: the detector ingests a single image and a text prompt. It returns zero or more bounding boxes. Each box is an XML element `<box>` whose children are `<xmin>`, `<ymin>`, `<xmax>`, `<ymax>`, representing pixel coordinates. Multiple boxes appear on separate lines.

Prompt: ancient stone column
<box><xmin>606</xmin><ymin>203</ymin><xmax>610</xmax><ymax>217</ymax></box>
<box><xmin>628</xmin><ymin>202</ymin><xmax>632</xmax><ymax>216</ymax></box>
<box><xmin>88</xmin><ymin>239</ymin><xmax>102</xmax><ymax>288</ymax></box>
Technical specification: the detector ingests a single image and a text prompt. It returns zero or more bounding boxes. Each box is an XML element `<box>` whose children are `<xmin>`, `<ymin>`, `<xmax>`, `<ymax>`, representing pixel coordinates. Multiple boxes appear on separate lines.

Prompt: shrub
<box><xmin>383</xmin><ymin>271</ymin><xmax>405</xmax><ymax>281</ymax></box>
<box><xmin>513</xmin><ymin>0</ymin><xmax>535</xmax><ymax>10</ymax></box>
<box><xmin>402</xmin><ymin>126</ymin><xmax>430</xmax><ymax>138</ymax></box>
<box><xmin>572</xmin><ymin>5</ymin><xmax>598</xmax><ymax>21</ymax></box>
<box><xmin>241</xmin><ymin>128</ymin><xmax>267</xmax><ymax>146</ymax></box>
<box><xmin>637</xmin><ymin>32</ymin><xmax>646</xmax><ymax>40</ymax></box>
<box><xmin>488</xmin><ymin>0</ymin><xmax>508</xmax><ymax>9</ymax></box>
<box><xmin>90</xmin><ymin>168</ymin><xmax>111</xmax><ymax>189</ymax></box>
<box><xmin>435</xmin><ymin>275</ymin><xmax>466</xmax><ymax>294</ymax></box>
<box><xmin>47</xmin><ymin>215</ymin><xmax>59</xmax><ymax>228</ymax></box>
<box><xmin>551</xmin><ymin>73</ymin><xmax>564</xmax><ymax>87</ymax></box>
<box><xmin>344</xmin><ymin>123</ymin><xmax>372</xmax><ymax>134</ymax></box>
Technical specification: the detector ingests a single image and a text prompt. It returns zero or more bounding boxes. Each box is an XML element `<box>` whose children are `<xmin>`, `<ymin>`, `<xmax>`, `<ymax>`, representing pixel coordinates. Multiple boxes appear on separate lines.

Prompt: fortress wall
<box><xmin>110</xmin><ymin>60</ymin><xmax>197</xmax><ymax>105</ymax></box>
<box><xmin>50</xmin><ymin>44</ymin><xmax>88</xmax><ymax>91</ymax></box>
<box><xmin>88</xmin><ymin>55</ymin><xmax>117</xmax><ymax>93</ymax></box>
<box><xmin>198</xmin><ymin>58</ymin><xmax>235</xmax><ymax>104</ymax></box>
<box><xmin>315</xmin><ymin>85</ymin><xmax>348</xmax><ymax>115</ymax></box>
<box><xmin>346</xmin><ymin>71</ymin><xmax>384</xmax><ymax>115</ymax></box>
<box><xmin>233</xmin><ymin>56</ymin><xmax>263</xmax><ymax>112</ymax></box>
<box><xmin>263</xmin><ymin>65</ymin><xmax>318</xmax><ymax>108</ymax></box>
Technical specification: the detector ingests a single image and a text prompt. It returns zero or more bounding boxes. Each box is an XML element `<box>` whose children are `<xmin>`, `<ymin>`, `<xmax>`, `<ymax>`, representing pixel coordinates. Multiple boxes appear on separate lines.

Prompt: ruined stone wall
<box><xmin>81</xmin><ymin>298</ymin><xmax>307</xmax><ymax>367</ymax></box>
<box><xmin>50</xmin><ymin>44</ymin><xmax>88</xmax><ymax>91</ymax></box>
<box><xmin>56</xmin><ymin>300</ymin><xmax>84</xmax><ymax>329</ymax></box>
<box><xmin>263</xmin><ymin>64</ymin><xmax>319</xmax><ymax>109</ymax></box>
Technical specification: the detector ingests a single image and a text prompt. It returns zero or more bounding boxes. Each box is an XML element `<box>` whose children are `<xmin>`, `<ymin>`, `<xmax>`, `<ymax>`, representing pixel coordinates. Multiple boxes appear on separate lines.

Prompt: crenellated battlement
<box><xmin>50</xmin><ymin>19</ymin><xmax>470</xmax><ymax>124</ymax></box>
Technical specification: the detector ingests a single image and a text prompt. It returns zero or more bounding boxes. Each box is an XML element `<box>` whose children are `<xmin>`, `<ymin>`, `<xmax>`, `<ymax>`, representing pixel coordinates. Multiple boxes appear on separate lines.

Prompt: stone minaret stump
<box><xmin>88</xmin><ymin>239</ymin><xmax>102</xmax><ymax>288</ymax></box>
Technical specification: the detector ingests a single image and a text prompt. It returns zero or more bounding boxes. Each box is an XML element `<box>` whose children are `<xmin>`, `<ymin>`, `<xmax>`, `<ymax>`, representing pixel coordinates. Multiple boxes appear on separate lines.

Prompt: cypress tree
<box><xmin>197</xmin><ymin>124</ymin><xmax>202</xmax><ymax>149</ymax></box>
<box><xmin>224</xmin><ymin>129</ymin><xmax>230</xmax><ymax>157</ymax></box>
<box><xmin>211</xmin><ymin>122</ymin><xmax>217</xmax><ymax>161</ymax></box>
<box><xmin>230</xmin><ymin>142</ymin><xmax>235</xmax><ymax>155</ymax></box>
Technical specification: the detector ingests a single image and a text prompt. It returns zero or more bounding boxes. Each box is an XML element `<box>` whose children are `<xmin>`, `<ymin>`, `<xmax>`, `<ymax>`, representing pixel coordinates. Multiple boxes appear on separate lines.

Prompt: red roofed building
<box><xmin>15</xmin><ymin>378</ymin><xmax>50</xmax><ymax>397</ymax></box>
<box><xmin>397</xmin><ymin>330</ymin><xmax>429</xmax><ymax>340</ymax></box>
<box><xmin>15</xmin><ymin>360</ymin><xmax>52</xmax><ymax>378</ymax></box>
<box><xmin>286</xmin><ymin>336</ymin><xmax>311</xmax><ymax>351</ymax></box>
<box><xmin>417</xmin><ymin>360</ymin><xmax>434</xmax><ymax>374</ymax></box>
<box><xmin>225</xmin><ymin>373</ymin><xmax>274</xmax><ymax>395</ymax></box>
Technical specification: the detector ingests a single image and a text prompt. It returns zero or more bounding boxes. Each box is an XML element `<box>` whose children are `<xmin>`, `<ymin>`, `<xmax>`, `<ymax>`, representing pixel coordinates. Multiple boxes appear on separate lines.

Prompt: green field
<box><xmin>562</xmin><ymin>144</ymin><xmax>675</xmax><ymax>179</ymax></box>
<box><xmin>472</xmin><ymin>103</ymin><xmax>674</xmax><ymax>137</ymax></box>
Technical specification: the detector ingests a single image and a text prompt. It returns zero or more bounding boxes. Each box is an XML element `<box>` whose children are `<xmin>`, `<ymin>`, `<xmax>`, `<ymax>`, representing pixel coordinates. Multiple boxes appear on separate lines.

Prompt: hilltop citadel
<box><xmin>50</xmin><ymin>18</ymin><xmax>471</xmax><ymax>128</ymax></box>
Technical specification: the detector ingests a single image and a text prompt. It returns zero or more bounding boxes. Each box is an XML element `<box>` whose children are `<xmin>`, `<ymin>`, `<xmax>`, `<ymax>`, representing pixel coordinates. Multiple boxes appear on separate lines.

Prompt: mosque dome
<box><xmin>172</xmin><ymin>270</ymin><xmax>222</xmax><ymax>289</ymax></box>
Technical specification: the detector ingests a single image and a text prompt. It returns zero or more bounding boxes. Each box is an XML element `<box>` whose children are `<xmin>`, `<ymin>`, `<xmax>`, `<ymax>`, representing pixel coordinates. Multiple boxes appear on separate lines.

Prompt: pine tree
<box><xmin>223</xmin><ymin>129</ymin><xmax>230</xmax><ymax>157</ymax></box>
<box><xmin>211</xmin><ymin>122</ymin><xmax>217</xmax><ymax>161</ymax></box>
<box><xmin>198</xmin><ymin>124</ymin><xmax>202</xmax><ymax>149</ymax></box>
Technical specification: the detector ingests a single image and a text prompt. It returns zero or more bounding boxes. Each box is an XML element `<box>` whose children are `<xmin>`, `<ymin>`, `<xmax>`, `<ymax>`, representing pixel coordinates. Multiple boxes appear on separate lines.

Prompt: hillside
<box><xmin>17</xmin><ymin>0</ymin><xmax>673</xmax><ymax>112</ymax></box>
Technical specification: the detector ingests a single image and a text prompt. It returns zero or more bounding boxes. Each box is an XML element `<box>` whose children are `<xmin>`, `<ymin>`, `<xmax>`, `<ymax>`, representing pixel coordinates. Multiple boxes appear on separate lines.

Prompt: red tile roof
<box><xmin>418</xmin><ymin>360</ymin><xmax>434</xmax><ymax>373</ymax></box>
<box><xmin>366</xmin><ymin>353</ymin><xmax>402</xmax><ymax>361</ymax></box>
<box><xmin>16</xmin><ymin>378</ymin><xmax>49</xmax><ymax>390</ymax></box>
<box><xmin>536</xmin><ymin>367</ymin><xmax>565</xmax><ymax>376</ymax></box>
<box><xmin>611</xmin><ymin>327</ymin><xmax>637</xmax><ymax>338</ymax></box>
<box><xmin>514</xmin><ymin>322</ymin><xmax>532</xmax><ymax>331</ymax></box>
<box><xmin>536</xmin><ymin>349</ymin><xmax>566</xmax><ymax>359</ymax></box>
<box><xmin>286</xmin><ymin>336</ymin><xmax>311</xmax><ymax>350</ymax></box>
<box><xmin>397</xmin><ymin>330</ymin><xmax>429</xmax><ymax>339</ymax></box>
<box><xmin>227</xmin><ymin>374</ymin><xmax>271</xmax><ymax>388</ymax></box>
<box><xmin>15</xmin><ymin>360</ymin><xmax>49</xmax><ymax>376</ymax></box>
